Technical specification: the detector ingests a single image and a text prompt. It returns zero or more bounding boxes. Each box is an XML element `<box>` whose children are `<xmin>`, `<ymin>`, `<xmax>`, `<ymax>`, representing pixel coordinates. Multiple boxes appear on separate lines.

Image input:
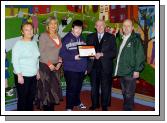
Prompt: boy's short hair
<box><xmin>72</xmin><ymin>20</ymin><xmax>83</xmax><ymax>28</ymax></box>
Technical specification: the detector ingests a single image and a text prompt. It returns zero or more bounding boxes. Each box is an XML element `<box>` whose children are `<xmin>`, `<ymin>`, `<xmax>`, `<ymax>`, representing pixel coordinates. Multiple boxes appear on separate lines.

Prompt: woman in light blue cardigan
<box><xmin>12</xmin><ymin>22</ymin><xmax>40</xmax><ymax>111</ymax></box>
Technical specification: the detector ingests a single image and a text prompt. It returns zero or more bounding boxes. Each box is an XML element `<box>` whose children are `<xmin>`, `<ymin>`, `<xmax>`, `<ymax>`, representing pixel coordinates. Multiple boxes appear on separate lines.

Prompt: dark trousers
<box><xmin>90</xmin><ymin>68</ymin><xmax>112</xmax><ymax>108</ymax></box>
<box><xmin>64</xmin><ymin>71</ymin><xmax>85</xmax><ymax>110</ymax></box>
<box><xmin>14</xmin><ymin>74</ymin><xmax>37</xmax><ymax>111</ymax></box>
<box><xmin>120</xmin><ymin>77</ymin><xmax>136</xmax><ymax>111</ymax></box>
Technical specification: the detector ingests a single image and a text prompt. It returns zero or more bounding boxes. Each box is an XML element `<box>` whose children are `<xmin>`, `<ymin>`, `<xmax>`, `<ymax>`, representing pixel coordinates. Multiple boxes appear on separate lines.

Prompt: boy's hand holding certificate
<box><xmin>78</xmin><ymin>45</ymin><xmax>96</xmax><ymax>57</ymax></box>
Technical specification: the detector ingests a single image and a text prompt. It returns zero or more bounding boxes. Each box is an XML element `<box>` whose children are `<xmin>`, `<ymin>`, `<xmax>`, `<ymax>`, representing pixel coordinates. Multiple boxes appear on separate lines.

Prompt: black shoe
<box><xmin>123</xmin><ymin>108</ymin><xmax>133</xmax><ymax>111</ymax></box>
<box><xmin>89</xmin><ymin>105</ymin><xmax>100</xmax><ymax>110</ymax></box>
<box><xmin>102</xmin><ymin>107</ymin><xmax>108</xmax><ymax>111</ymax></box>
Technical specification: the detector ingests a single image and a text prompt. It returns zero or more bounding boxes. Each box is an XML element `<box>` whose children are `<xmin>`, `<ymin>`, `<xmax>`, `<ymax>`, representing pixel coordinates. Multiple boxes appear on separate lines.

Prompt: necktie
<box><xmin>98</xmin><ymin>34</ymin><xmax>102</xmax><ymax>43</ymax></box>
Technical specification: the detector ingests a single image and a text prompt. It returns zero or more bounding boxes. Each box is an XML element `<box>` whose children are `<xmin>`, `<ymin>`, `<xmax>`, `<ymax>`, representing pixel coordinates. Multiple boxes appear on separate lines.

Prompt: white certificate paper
<box><xmin>78</xmin><ymin>45</ymin><xmax>96</xmax><ymax>57</ymax></box>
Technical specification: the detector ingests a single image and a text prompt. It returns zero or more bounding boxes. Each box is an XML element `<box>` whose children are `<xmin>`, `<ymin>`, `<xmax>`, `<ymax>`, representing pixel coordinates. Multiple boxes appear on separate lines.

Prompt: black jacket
<box><xmin>86</xmin><ymin>32</ymin><xmax>117</xmax><ymax>74</ymax></box>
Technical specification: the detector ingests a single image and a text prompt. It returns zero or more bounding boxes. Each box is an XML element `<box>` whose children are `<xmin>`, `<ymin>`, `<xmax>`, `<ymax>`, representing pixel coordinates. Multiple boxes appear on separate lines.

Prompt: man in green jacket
<box><xmin>114</xmin><ymin>19</ymin><xmax>145</xmax><ymax>111</ymax></box>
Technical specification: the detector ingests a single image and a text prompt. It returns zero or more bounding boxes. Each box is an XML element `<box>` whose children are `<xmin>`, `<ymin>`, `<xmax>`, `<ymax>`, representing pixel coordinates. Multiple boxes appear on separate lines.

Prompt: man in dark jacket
<box><xmin>87</xmin><ymin>20</ymin><xmax>117</xmax><ymax>111</ymax></box>
<box><xmin>114</xmin><ymin>19</ymin><xmax>145</xmax><ymax>111</ymax></box>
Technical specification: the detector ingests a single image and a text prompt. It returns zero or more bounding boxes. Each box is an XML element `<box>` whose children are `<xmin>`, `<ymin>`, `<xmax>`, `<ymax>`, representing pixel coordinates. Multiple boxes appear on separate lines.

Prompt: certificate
<box><xmin>78</xmin><ymin>45</ymin><xmax>96</xmax><ymax>57</ymax></box>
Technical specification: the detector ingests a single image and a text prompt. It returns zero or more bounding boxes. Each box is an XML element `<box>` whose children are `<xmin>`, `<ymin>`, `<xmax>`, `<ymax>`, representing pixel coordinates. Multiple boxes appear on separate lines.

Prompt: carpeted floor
<box><xmin>112</xmin><ymin>78</ymin><xmax>155</xmax><ymax>97</ymax></box>
<box><xmin>34</xmin><ymin>90</ymin><xmax>154</xmax><ymax>111</ymax></box>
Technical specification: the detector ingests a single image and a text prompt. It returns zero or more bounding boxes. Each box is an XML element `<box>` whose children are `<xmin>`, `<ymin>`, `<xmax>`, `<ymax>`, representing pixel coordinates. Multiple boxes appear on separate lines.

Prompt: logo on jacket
<box><xmin>66</xmin><ymin>42</ymin><xmax>86</xmax><ymax>50</ymax></box>
<box><xmin>127</xmin><ymin>42</ymin><xmax>131</xmax><ymax>47</ymax></box>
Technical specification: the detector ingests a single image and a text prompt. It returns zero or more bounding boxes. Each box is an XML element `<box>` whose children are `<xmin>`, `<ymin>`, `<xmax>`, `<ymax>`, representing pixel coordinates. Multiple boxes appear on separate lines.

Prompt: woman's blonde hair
<box><xmin>45</xmin><ymin>16</ymin><xmax>59</xmax><ymax>32</ymax></box>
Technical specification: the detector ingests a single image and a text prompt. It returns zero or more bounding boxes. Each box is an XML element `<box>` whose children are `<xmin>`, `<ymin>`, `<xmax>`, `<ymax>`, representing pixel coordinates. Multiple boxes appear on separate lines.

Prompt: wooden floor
<box><xmin>34</xmin><ymin>90</ymin><xmax>155</xmax><ymax>111</ymax></box>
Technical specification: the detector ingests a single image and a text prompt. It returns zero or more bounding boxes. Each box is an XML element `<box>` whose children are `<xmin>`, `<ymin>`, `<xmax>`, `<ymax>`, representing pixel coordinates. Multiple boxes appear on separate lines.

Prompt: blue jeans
<box><xmin>64</xmin><ymin>71</ymin><xmax>85</xmax><ymax>110</ymax></box>
<box><xmin>120</xmin><ymin>77</ymin><xmax>136</xmax><ymax>111</ymax></box>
